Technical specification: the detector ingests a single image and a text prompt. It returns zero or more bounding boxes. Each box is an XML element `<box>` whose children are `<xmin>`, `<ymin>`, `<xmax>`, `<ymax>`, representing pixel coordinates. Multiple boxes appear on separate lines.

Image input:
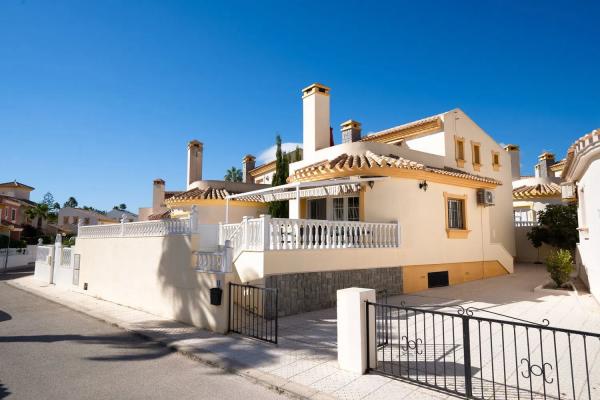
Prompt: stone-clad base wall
<box><xmin>264</xmin><ymin>267</ymin><xmax>403</xmax><ymax>317</ymax></box>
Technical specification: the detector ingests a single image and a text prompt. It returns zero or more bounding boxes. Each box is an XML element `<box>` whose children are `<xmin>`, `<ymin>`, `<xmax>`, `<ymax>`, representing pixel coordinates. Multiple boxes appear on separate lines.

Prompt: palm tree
<box><xmin>25</xmin><ymin>203</ymin><xmax>49</xmax><ymax>229</ymax></box>
<box><xmin>224</xmin><ymin>167</ymin><xmax>243</xmax><ymax>182</ymax></box>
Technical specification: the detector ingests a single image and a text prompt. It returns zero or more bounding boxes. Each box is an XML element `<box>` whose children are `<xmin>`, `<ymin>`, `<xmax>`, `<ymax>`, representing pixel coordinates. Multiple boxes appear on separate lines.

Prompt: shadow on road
<box><xmin>0</xmin><ymin>381</ymin><xmax>10</xmax><ymax>399</ymax></box>
<box><xmin>0</xmin><ymin>265</ymin><xmax>34</xmax><ymax>281</ymax></box>
<box><xmin>0</xmin><ymin>332</ymin><xmax>174</xmax><ymax>362</ymax></box>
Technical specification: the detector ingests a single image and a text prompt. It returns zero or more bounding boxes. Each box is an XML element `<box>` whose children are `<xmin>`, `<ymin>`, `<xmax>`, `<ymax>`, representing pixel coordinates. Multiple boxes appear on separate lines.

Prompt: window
<box><xmin>347</xmin><ymin>197</ymin><xmax>360</xmax><ymax>221</ymax></box>
<box><xmin>332</xmin><ymin>198</ymin><xmax>344</xmax><ymax>221</ymax></box>
<box><xmin>447</xmin><ymin>199</ymin><xmax>464</xmax><ymax>229</ymax></box>
<box><xmin>471</xmin><ymin>142</ymin><xmax>481</xmax><ymax>171</ymax></box>
<box><xmin>84</xmin><ymin>217</ymin><xmax>90</xmax><ymax>225</ymax></box>
<box><xmin>4</xmin><ymin>208</ymin><xmax>8</xmax><ymax>219</ymax></box>
<box><xmin>63</xmin><ymin>216</ymin><xmax>69</xmax><ymax>224</ymax></box>
<box><xmin>444</xmin><ymin>192</ymin><xmax>469</xmax><ymax>238</ymax></box>
<box><xmin>307</xmin><ymin>198</ymin><xmax>326</xmax><ymax>220</ymax></box>
<box><xmin>455</xmin><ymin>136</ymin><xmax>465</xmax><ymax>168</ymax></box>
<box><xmin>492</xmin><ymin>151</ymin><xmax>500</xmax><ymax>171</ymax></box>
<box><xmin>10</xmin><ymin>208</ymin><xmax>16</xmax><ymax>221</ymax></box>
<box><xmin>72</xmin><ymin>216</ymin><xmax>79</xmax><ymax>224</ymax></box>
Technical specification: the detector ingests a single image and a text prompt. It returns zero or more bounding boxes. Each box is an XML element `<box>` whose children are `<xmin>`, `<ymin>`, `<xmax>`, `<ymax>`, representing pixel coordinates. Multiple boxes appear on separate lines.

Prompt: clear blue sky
<box><xmin>1</xmin><ymin>1</ymin><xmax>599</xmax><ymax>212</ymax></box>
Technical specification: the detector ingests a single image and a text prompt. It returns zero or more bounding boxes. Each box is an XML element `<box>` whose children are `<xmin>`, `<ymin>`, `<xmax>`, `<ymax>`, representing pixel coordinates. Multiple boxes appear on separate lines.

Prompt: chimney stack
<box><xmin>535</xmin><ymin>152</ymin><xmax>556</xmax><ymax>178</ymax></box>
<box><xmin>503</xmin><ymin>144</ymin><xmax>521</xmax><ymax>180</ymax></box>
<box><xmin>152</xmin><ymin>179</ymin><xmax>165</xmax><ymax>213</ymax></box>
<box><xmin>302</xmin><ymin>83</ymin><xmax>331</xmax><ymax>158</ymax></box>
<box><xmin>340</xmin><ymin>120</ymin><xmax>362</xmax><ymax>143</ymax></box>
<box><xmin>187</xmin><ymin>140</ymin><xmax>203</xmax><ymax>188</ymax></box>
<box><xmin>242</xmin><ymin>154</ymin><xmax>256</xmax><ymax>183</ymax></box>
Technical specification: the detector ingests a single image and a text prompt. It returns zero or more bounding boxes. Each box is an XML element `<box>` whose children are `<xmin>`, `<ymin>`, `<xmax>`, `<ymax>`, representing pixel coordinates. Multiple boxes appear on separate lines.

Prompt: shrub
<box><xmin>545</xmin><ymin>249</ymin><xmax>573</xmax><ymax>288</ymax></box>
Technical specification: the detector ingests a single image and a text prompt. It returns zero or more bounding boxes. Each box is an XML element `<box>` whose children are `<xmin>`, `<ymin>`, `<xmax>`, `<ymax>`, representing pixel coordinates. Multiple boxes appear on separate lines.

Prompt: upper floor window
<box><xmin>332</xmin><ymin>198</ymin><xmax>344</xmax><ymax>221</ymax></box>
<box><xmin>331</xmin><ymin>196</ymin><xmax>360</xmax><ymax>221</ymax></box>
<box><xmin>471</xmin><ymin>142</ymin><xmax>481</xmax><ymax>171</ymax></box>
<box><xmin>455</xmin><ymin>136</ymin><xmax>465</xmax><ymax>168</ymax></box>
<box><xmin>84</xmin><ymin>217</ymin><xmax>90</xmax><ymax>225</ymax></box>
<box><xmin>492</xmin><ymin>151</ymin><xmax>500</xmax><ymax>171</ymax></box>
<box><xmin>10</xmin><ymin>208</ymin><xmax>16</xmax><ymax>221</ymax></box>
<box><xmin>347</xmin><ymin>197</ymin><xmax>360</xmax><ymax>221</ymax></box>
<box><xmin>63</xmin><ymin>216</ymin><xmax>69</xmax><ymax>224</ymax></box>
<box><xmin>72</xmin><ymin>216</ymin><xmax>79</xmax><ymax>224</ymax></box>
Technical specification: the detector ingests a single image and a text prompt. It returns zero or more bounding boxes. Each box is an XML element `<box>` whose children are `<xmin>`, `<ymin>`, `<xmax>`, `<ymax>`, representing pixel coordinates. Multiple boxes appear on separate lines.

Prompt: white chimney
<box><xmin>302</xmin><ymin>83</ymin><xmax>330</xmax><ymax>158</ymax></box>
<box><xmin>504</xmin><ymin>144</ymin><xmax>521</xmax><ymax>180</ymax></box>
<box><xmin>187</xmin><ymin>140</ymin><xmax>203</xmax><ymax>187</ymax></box>
<box><xmin>152</xmin><ymin>179</ymin><xmax>165</xmax><ymax>212</ymax></box>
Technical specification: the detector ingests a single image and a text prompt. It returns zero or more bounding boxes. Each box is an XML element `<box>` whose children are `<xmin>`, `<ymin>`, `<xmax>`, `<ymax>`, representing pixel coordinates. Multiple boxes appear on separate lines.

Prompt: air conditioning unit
<box><xmin>476</xmin><ymin>189</ymin><xmax>495</xmax><ymax>206</ymax></box>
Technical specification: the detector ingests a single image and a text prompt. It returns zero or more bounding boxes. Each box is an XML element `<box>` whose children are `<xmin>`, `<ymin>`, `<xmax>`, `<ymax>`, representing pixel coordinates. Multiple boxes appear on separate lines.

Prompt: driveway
<box><xmin>276</xmin><ymin>263</ymin><xmax>600</xmax><ymax>399</ymax></box>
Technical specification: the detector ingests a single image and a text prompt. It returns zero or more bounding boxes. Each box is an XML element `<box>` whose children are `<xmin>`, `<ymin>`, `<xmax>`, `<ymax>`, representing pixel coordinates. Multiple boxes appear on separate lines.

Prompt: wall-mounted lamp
<box><xmin>367</xmin><ymin>180</ymin><xmax>375</xmax><ymax>189</ymax></box>
<box><xmin>419</xmin><ymin>180</ymin><xmax>428</xmax><ymax>191</ymax></box>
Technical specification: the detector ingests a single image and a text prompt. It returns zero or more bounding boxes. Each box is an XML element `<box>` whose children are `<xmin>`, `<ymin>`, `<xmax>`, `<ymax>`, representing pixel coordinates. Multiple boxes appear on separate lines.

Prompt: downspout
<box><xmin>225</xmin><ymin>198</ymin><xmax>229</xmax><ymax>224</ymax></box>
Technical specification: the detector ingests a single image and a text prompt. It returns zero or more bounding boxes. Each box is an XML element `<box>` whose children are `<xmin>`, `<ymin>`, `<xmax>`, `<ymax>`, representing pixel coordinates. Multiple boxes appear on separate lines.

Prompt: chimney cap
<box><xmin>504</xmin><ymin>144</ymin><xmax>520</xmax><ymax>152</ymax></box>
<box><xmin>302</xmin><ymin>83</ymin><xmax>330</xmax><ymax>98</ymax></box>
<box><xmin>340</xmin><ymin>120</ymin><xmax>362</xmax><ymax>129</ymax></box>
<box><xmin>538</xmin><ymin>151</ymin><xmax>555</xmax><ymax>161</ymax></box>
<box><xmin>153</xmin><ymin>178</ymin><xmax>165</xmax><ymax>185</ymax></box>
<box><xmin>188</xmin><ymin>140</ymin><xmax>203</xmax><ymax>149</ymax></box>
<box><xmin>242</xmin><ymin>154</ymin><xmax>256</xmax><ymax>162</ymax></box>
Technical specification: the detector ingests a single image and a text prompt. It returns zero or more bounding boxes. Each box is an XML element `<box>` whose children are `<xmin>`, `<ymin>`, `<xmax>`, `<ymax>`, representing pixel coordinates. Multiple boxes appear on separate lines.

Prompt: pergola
<box><xmin>224</xmin><ymin>176</ymin><xmax>389</xmax><ymax>223</ymax></box>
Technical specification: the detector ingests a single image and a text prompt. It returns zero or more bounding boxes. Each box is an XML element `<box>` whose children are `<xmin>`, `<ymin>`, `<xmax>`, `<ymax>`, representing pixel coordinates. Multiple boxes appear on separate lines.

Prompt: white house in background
<box><xmin>106</xmin><ymin>208</ymin><xmax>138</xmax><ymax>222</ymax></box>
<box><xmin>509</xmin><ymin>148</ymin><xmax>566</xmax><ymax>262</ymax></box>
<box><xmin>561</xmin><ymin>128</ymin><xmax>600</xmax><ymax>301</ymax></box>
<box><xmin>57</xmin><ymin>207</ymin><xmax>118</xmax><ymax>233</ymax></box>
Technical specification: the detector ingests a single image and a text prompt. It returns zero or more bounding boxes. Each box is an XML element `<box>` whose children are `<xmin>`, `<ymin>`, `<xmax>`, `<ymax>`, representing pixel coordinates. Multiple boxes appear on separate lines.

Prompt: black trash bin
<box><xmin>210</xmin><ymin>287</ymin><xmax>223</xmax><ymax>306</ymax></box>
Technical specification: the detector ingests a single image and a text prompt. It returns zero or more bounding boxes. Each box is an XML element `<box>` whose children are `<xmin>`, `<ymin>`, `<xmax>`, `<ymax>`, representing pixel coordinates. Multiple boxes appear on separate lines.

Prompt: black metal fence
<box><xmin>228</xmin><ymin>283</ymin><xmax>278</xmax><ymax>344</ymax></box>
<box><xmin>366</xmin><ymin>301</ymin><xmax>600</xmax><ymax>400</ymax></box>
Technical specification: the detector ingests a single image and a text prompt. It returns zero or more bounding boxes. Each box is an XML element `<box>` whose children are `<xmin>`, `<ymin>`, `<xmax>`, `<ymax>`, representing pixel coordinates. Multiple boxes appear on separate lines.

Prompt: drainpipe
<box><xmin>225</xmin><ymin>198</ymin><xmax>230</xmax><ymax>224</ymax></box>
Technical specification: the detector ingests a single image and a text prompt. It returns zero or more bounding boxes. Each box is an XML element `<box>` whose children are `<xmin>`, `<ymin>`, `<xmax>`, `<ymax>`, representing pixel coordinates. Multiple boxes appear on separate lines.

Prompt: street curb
<box><xmin>5</xmin><ymin>280</ymin><xmax>336</xmax><ymax>400</ymax></box>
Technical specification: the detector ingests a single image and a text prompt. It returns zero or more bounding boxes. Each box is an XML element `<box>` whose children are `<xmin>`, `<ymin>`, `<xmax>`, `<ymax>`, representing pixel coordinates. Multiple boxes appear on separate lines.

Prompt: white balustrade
<box><xmin>218</xmin><ymin>216</ymin><xmax>400</xmax><ymax>256</ymax></box>
<box><xmin>193</xmin><ymin>240</ymin><xmax>233</xmax><ymax>273</ymax></box>
<box><xmin>514</xmin><ymin>220</ymin><xmax>537</xmax><ymax>228</ymax></box>
<box><xmin>78</xmin><ymin>218</ymin><xmax>191</xmax><ymax>239</ymax></box>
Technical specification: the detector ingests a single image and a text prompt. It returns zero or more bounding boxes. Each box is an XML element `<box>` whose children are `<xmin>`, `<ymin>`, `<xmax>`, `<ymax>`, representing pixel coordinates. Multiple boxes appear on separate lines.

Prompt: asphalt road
<box><xmin>0</xmin><ymin>281</ymin><xmax>286</xmax><ymax>400</ymax></box>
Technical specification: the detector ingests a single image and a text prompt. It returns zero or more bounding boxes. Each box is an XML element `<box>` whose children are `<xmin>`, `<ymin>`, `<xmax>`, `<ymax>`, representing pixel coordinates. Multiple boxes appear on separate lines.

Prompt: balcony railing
<box><xmin>219</xmin><ymin>215</ymin><xmax>400</xmax><ymax>258</ymax></box>
<box><xmin>514</xmin><ymin>220</ymin><xmax>537</xmax><ymax>227</ymax></box>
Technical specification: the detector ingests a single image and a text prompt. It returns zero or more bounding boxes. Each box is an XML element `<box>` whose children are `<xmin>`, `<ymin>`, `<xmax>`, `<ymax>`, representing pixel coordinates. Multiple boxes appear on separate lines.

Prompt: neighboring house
<box><xmin>221</xmin><ymin>82</ymin><xmax>516</xmax><ymax>302</ymax></box>
<box><xmin>106</xmin><ymin>208</ymin><xmax>138</xmax><ymax>222</ymax></box>
<box><xmin>247</xmin><ymin>148</ymin><xmax>303</xmax><ymax>185</ymax></box>
<box><xmin>510</xmin><ymin>149</ymin><xmax>565</xmax><ymax>262</ymax></box>
<box><xmin>561</xmin><ymin>128</ymin><xmax>600</xmax><ymax>301</ymax></box>
<box><xmin>0</xmin><ymin>181</ymin><xmax>46</xmax><ymax>240</ymax></box>
<box><xmin>57</xmin><ymin>207</ymin><xmax>118</xmax><ymax>233</ymax></box>
<box><xmin>138</xmin><ymin>140</ymin><xmax>269</xmax><ymax>223</ymax></box>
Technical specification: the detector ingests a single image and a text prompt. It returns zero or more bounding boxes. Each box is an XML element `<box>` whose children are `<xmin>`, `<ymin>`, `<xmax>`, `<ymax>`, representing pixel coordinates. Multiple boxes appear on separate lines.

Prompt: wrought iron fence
<box><xmin>228</xmin><ymin>283</ymin><xmax>278</xmax><ymax>344</ymax></box>
<box><xmin>366</xmin><ymin>301</ymin><xmax>600</xmax><ymax>400</ymax></box>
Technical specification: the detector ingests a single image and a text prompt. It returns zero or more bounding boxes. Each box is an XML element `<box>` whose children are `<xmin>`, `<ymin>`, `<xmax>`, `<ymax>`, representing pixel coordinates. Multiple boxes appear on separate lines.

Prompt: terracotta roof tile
<box><xmin>290</xmin><ymin>151</ymin><xmax>501</xmax><ymax>185</ymax></box>
<box><xmin>165</xmin><ymin>187</ymin><xmax>263</xmax><ymax>203</ymax></box>
<box><xmin>148</xmin><ymin>210</ymin><xmax>171</xmax><ymax>220</ymax></box>
<box><xmin>513</xmin><ymin>182</ymin><xmax>561</xmax><ymax>199</ymax></box>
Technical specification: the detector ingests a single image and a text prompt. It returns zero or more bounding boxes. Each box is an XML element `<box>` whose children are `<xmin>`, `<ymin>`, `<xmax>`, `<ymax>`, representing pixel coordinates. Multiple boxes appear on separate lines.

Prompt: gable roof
<box><xmin>0</xmin><ymin>181</ymin><xmax>34</xmax><ymax>191</ymax></box>
<box><xmin>360</xmin><ymin>115</ymin><xmax>443</xmax><ymax>144</ymax></box>
<box><xmin>513</xmin><ymin>182</ymin><xmax>561</xmax><ymax>199</ymax></box>
<box><xmin>289</xmin><ymin>150</ymin><xmax>501</xmax><ymax>187</ymax></box>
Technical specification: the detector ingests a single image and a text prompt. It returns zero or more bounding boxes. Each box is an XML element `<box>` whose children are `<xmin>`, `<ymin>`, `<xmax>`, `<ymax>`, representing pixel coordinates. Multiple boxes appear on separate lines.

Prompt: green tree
<box><xmin>224</xmin><ymin>167</ymin><xmax>243</xmax><ymax>182</ymax></box>
<box><xmin>268</xmin><ymin>135</ymin><xmax>289</xmax><ymax>218</ymax></box>
<box><xmin>41</xmin><ymin>192</ymin><xmax>55</xmax><ymax>208</ymax></box>
<box><xmin>63</xmin><ymin>197</ymin><xmax>78</xmax><ymax>208</ymax></box>
<box><xmin>527</xmin><ymin>204</ymin><xmax>578</xmax><ymax>250</ymax></box>
<box><xmin>113</xmin><ymin>204</ymin><xmax>127</xmax><ymax>210</ymax></box>
<box><xmin>25</xmin><ymin>203</ymin><xmax>49</xmax><ymax>229</ymax></box>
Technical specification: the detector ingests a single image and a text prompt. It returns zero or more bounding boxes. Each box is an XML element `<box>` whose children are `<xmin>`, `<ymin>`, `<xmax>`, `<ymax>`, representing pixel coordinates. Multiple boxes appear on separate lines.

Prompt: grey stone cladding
<box><xmin>264</xmin><ymin>267</ymin><xmax>403</xmax><ymax>317</ymax></box>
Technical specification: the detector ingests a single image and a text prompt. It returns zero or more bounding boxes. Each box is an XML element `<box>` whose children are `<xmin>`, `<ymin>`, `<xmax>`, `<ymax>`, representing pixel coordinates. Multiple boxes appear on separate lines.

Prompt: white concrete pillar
<box><xmin>337</xmin><ymin>287</ymin><xmax>376</xmax><ymax>374</ymax></box>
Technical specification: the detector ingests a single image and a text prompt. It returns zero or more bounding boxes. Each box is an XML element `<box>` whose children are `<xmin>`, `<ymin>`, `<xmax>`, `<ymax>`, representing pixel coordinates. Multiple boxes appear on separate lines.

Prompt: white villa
<box><xmin>561</xmin><ymin>128</ymin><xmax>600</xmax><ymax>301</ymax></box>
<box><xmin>36</xmin><ymin>82</ymin><xmax>517</xmax><ymax>333</ymax></box>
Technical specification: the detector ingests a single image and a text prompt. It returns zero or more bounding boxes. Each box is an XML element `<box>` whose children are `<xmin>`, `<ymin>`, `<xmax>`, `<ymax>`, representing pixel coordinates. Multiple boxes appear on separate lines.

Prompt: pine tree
<box><xmin>268</xmin><ymin>135</ymin><xmax>289</xmax><ymax>217</ymax></box>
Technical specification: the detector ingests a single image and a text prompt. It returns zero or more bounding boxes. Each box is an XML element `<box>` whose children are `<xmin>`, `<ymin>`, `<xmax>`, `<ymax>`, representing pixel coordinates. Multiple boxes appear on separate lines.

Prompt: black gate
<box><xmin>228</xmin><ymin>283</ymin><xmax>278</xmax><ymax>344</ymax></box>
<box><xmin>366</xmin><ymin>301</ymin><xmax>600</xmax><ymax>399</ymax></box>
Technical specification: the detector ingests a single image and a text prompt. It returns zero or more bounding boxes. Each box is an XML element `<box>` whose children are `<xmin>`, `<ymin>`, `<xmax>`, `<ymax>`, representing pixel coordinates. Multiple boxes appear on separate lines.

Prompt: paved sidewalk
<box><xmin>6</xmin><ymin>277</ymin><xmax>451</xmax><ymax>400</ymax></box>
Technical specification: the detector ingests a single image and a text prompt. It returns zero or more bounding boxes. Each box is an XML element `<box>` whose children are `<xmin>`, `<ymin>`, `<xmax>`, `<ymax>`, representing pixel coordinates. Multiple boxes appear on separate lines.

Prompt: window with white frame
<box><xmin>11</xmin><ymin>208</ymin><xmax>16</xmax><ymax>221</ymax></box>
<box><xmin>514</xmin><ymin>208</ymin><xmax>535</xmax><ymax>223</ymax></box>
<box><xmin>332</xmin><ymin>198</ymin><xmax>344</xmax><ymax>220</ymax></box>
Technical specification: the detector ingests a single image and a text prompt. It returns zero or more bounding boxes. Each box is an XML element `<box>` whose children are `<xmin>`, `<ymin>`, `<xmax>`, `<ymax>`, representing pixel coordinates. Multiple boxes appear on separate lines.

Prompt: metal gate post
<box><xmin>227</xmin><ymin>282</ymin><xmax>232</xmax><ymax>333</ymax></box>
<box><xmin>365</xmin><ymin>301</ymin><xmax>370</xmax><ymax>372</ymax></box>
<box><xmin>462</xmin><ymin>316</ymin><xmax>473</xmax><ymax>398</ymax></box>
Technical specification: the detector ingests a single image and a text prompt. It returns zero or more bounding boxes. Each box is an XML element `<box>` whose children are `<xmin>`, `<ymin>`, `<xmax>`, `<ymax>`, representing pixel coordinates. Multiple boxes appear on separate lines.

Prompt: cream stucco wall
<box><xmin>576</xmin><ymin>158</ymin><xmax>600</xmax><ymax>300</ymax></box>
<box><xmin>76</xmin><ymin>234</ymin><xmax>233</xmax><ymax>333</ymax></box>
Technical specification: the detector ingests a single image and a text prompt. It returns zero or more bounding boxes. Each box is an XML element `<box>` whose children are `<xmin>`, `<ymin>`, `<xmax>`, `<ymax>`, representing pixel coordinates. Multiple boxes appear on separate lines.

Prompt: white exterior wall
<box><xmin>405</xmin><ymin>131</ymin><xmax>446</xmax><ymax>156</ymax></box>
<box><xmin>76</xmin><ymin>234</ymin><xmax>231</xmax><ymax>333</ymax></box>
<box><xmin>303</xmin><ymin>91</ymin><xmax>330</xmax><ymax>157</ymax></box>
<box><xmin>577</xmin><ymin>159</ymin><xmax>600</xmax><ymax>299</ymax></box>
